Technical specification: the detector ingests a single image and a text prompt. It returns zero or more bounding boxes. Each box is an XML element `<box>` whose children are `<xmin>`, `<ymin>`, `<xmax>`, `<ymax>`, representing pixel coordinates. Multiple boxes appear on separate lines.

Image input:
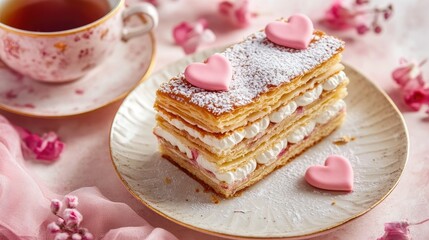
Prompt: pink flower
<box><xmin>320</xmin><ymin>0</ymin><xmax>357</xmax><ymax>30</ymax></box>
<box><xmin>377</xmin><ymin>221</ymin><xmax>410</xmax><ymax>240</ymax></box>
<box><xmin>72</xmin><ymin>233</ymin><xmax>82</xmax><ymax>240</ymax></box>
<box><xmin>47</xmin><ymin>222</ymin><xmax>61</xmax><ymax>234</ymax></box>
<box><xmin>392</xmin><ymin>58</ymin><xmax>426</xmax><ymax>88</ymax></box>
<box><xmin>403</xmin><ymin>88</ymin><xmax>429</xmax><ymax>111</ymax></box>
<box><xmin>56</xmin><ymin>218</ymin><xmax>65</xmax><ymax>226</ymax></box>
<box><xmin>320</xmin><ymin>0</ymin><xmax>393</xmax><ymax>35</ymax></box>
<box><xmin>79</xmin><ymin>228</ymin><xmax>94</xmax><ymax>240</ymax></box>
<box><xmin>392</xmin><ymin>58</ymin><xmax>429</xmax><ymax>113</ymax></box>
<box><xmin>82</xmin><ymin>232</ymin><xmax>93</xmax><ymax>240</ymax></box>
<box><xmin>377</xmin><ymin>218</ymin><xmax>429</xmax><ymax>239</ymax></box>
<box><xmin>48</xmin><ymin>196</ymin><xmax>94</xmax><ymax>239</ymax></box>
<box><xmin>63</xmin><ymin>208</ymin><xmax>83</xmax><ymax>226</ymax></box>
<box><xmin>50</xmin><ymin>199</ymin><xmax>62</xmax><ymax>214</ymax></box>
<box><xmin>17</xmin><ymin>128</ymin><xmax>65</xmax><ymax>162</ymax></box>
<box><xmin>218</xmin><ymin>0</ymin><xmax>252</xmax><ymax>28</ymax></box>
<box><xmin>54</xmin><ymin>233</ymin><xmax>70</xmax><ymax>240</ymax></box>
<box><xmin>172</xmin><ymin>19</ymin><xmax>216</xmax><ymax>54</ymax></box>
<box><xmin>65</xmin><ymin>195</ymin><xmax>79</xmax><ymax>208</ymax></box>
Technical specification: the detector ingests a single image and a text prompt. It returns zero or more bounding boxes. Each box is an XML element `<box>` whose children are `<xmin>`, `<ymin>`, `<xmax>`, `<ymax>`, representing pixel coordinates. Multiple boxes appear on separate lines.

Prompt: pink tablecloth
<box><xmin>1</xmin><ymin>1</ymin><xmax>429</xmax><ymax>239</ymax></box>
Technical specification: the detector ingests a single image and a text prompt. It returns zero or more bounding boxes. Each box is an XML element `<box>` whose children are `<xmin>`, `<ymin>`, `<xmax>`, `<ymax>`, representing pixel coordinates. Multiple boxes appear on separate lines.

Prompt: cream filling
<box><xmin>322</xmin><ymin>71</ymin><xmax>346</xmax><ymax>91</ymax></box>
<box><xmin>196</xmin><ymin>155</ymin><xmax>257</xmax><ymax>185</ymax></box>
<box><xmin>269</xmin><ymin>101</ymin><xmax>298</xmax><ymax>123</ymax></box>
<box><xmin>255</xmin><ymin>99</ymin><xmax>346</xmax><ymax>165</ymax></box>
<box><xmin>159</xmin><ymin>72</ymin><xmax>347</xmax><ymax>152</ymax></box>
<box><xmin>154</xmin><ymin>125</ymin><xmax>193</xmax><ymax>159</ymax></box>
<box><xmin>154</xmin><ymin>126</ymin><xmax>257</xmax><ymax>185</ymax></box>
<box><xmin>255</xmin><ymin>139</ymin><xmax>288</xmax><ymax>165</ymax></box>
<box><xmin>295</xmin><ymin>85</ymin><xmax>323</xmax><ymax>107</ymax></box>
<box><xmin>159</xmin><ymin>111</ymin><xmax>270</xmax><ymax>153</ymax></box>
<box><xmin>155</xmin><ymin>99</ymin><xmax>346</xmax><ymax>184</ymax></box>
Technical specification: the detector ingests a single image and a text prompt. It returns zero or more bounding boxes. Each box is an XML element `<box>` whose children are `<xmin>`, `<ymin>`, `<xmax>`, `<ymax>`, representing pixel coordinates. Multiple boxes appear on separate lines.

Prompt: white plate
<box><xmin>109</xmin><ymin>48</ymin><xmax>409</xmax><ymax>239</ymax></box>
<box><xmin>0</xmin><ymin>32</ymin><xmax>155</xmax><ymax>118</ymax></box>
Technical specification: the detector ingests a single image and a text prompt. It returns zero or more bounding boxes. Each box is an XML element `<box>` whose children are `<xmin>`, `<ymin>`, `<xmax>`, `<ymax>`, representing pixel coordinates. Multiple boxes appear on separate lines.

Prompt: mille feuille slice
<box><xmin>154</xmin><ymin>15</ymin><xmax>348</xmax><ymax>198</ymax></box>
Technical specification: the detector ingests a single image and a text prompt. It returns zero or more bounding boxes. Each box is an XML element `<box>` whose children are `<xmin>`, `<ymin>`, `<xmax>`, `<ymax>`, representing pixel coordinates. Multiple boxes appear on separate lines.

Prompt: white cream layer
<box><xmin>159</xmin><ymin>111</ymin><xmax>270</xmax><ymax>153</ymax></box>
<box><xmin>155</xmin><ymin>99</ymin><xmax>346</xmax><ymax>184</ymax></box>
<box><xmin>255</xmin><ymin>99</ymin><xmax>346</xmax><ymax>165</ymax></box>
<box><xmin>154</xmin><ymin>126</ymin><xmax>257</xmax><ymax>185</ymax></box>
<box><xmin>158</xmin><ymin>72</ymin><xmax>347</xmax><ymax>153</ymax></box>
<box><xmin>322</xmin><ymin>71</ymin><xmax>346</xmax><ymax>91</ymax></box>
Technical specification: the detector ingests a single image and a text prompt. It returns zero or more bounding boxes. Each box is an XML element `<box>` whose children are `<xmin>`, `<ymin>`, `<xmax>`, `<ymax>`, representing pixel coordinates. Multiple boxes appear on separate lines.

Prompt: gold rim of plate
<box><xmin>0</xmin><ymin>32</ymin><xmax>157</xmax><ymax>119</ymax></box>
<box><xmin>108</xmin><ymin>48</ymin><xmax>409</xmax><ymax>239</ymax></box>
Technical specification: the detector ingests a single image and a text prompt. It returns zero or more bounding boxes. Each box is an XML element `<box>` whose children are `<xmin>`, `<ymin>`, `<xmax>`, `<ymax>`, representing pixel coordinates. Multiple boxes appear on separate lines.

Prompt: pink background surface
<box><xmin>1</xmin><ymin>0</ymin><xmax>429</xmax><ymax>239</ymax></box>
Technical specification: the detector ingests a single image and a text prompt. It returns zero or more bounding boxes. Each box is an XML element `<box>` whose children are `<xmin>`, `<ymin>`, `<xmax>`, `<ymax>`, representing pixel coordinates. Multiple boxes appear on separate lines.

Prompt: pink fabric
<box><xmin>0</xmin><ymin>116</ymin><xmax>177</xmax><ymax>240</ymax></box>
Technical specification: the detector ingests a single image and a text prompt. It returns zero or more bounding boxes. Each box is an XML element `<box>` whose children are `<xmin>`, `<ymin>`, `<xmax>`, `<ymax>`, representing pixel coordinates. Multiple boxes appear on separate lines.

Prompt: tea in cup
<box><xmin>0</xmin><ymin>0</ymin><xmax>158</xmax><ymax>82</ymax></box>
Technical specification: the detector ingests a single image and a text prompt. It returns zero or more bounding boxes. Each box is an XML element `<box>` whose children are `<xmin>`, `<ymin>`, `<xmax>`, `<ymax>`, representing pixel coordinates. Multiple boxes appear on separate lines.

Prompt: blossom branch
<box><xmin>321</xmin><ymin>0</ymin><xmax>393</xmax><ymax>35</ymax></box>
<box><xmin>48</xmin><ymin>196</ymin><xmax>93</xmax><ymax>240</ymax></box>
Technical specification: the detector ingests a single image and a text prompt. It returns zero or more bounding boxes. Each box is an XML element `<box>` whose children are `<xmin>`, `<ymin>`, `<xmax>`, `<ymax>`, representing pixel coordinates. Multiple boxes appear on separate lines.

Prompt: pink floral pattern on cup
<box><xmin>0</xmin><ymin>0</ymin><xmax>158</xmax><ymax>82</ymax></box>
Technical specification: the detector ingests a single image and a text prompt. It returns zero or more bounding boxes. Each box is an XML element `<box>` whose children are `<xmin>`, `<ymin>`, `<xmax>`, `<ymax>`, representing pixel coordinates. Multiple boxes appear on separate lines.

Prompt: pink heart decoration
<box><xmin>265</xmin><ymin>13</ymin><xmax>314</xmax><ymax>49</ymax></box>
<box><xmin>305</xmin><ymin>155</ymin><xmax>354</xmax><ymax>192</ymax></box>
<box><xmin>184</xmin><ymin>54</ymin><xmax>232</xmax><ymax>91</ymax></box>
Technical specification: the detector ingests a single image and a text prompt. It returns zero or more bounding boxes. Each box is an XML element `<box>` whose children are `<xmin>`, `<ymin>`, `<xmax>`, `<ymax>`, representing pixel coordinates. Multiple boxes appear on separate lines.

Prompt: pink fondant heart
<box><xmin>305</xmin><ymin>155</ymin><xmax>354</xmax><ymax>192</ymax></box>
<box><xmin>265</xmin><ymin>14</ymin><xmax>314</xmax><ymax>49</ymax></box>
<box><xmin>184</xmin><ymin>54</ymin><xmax>232</xmax><ymax>91</ymax></box>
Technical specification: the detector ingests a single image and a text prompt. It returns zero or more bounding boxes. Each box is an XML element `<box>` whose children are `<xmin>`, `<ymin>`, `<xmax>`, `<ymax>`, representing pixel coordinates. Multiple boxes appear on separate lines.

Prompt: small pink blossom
<box><xmin>65</xmin><ymin>195</ymin><xmax>79</xmax><ymax>208</ymax></box>
<box><xmin>47</xmin><ymin>222</ymin><xmax>61</xmax><ymax>234</ymax></box>
<box><xmin>356</xmin><ymin>24</ymin><xmax>370</xmax><ymax>34</ymax></box>
<box><xmin>218</xmin><ymin>0</ymin><xmax>253</xmax><ymax>28</ymax></box>
<box><xmin>403</xmin><ymin>88</ymin><xmax>429</xmax><ymax>111</ymax></box>
<box><xmin>48</xmin><ymin>196</ymin><xmax>93</xmax><ymax>240</ymax></box>
<box><xmin>377</xmin><ymin>219</ymin><xmax>429</xmax><ymax>240</ymax></box>
<box><xmin>172</xmin><ymin>19</ymin><xmax>216</xmax><ymax>54</ymax></box>
<box><xmin>82</xmin><ymin>232</ymin><xmax>93</xmax><ymax>240</ymax></box>
<box><xmin>54</xmin><ymin>233</ymin><xmax>69</xmax><ymax>240</ymax></box>
<box><xmin>392</xmin><ymin>58</ymin><xmax>426</xmax><ymax>88</ymax></box>
<box><xmin>71</xmin><ymin>233</ymin><xmax>82</xmax><ymax>240</ymax></box>
<box><xmin>320</xmin><ymin>0</ymin><xmax>393</xmax><ymax>35</ymax></box>
<box><xmin>377</xmin><ymin>221</ymin><xmax>410</xmax><ymax>240</ymax></box>
<box><xmin>392</xmin><ymin>58</ymin><xmax>429</xmax><ymax>113</ymax></box>
<box><xmin>56</xmin><ymin>218</ymin><xmax>65</xmax><ymax>226</ymax></box>
<box><xmin>80</xmin><ymin>228</ymin><xmax>93</xmax><ymax>240</ymax></box>
<box><xmin>50</xmin><ymin>199</ymin><xmax>62</xmax><ymax>214</ymax></box>
<box><xmin>17</xmin><ymin>128</ymin><xmax>65</xmax><ymax>162</ymax></box>
<box><xmin>320</xmin><ymin>0</ymin><xmax>357</xmax><ymax>30</ymax></box>
<box><xmin>63</xmin><ymin>208</ymin><xmax>83</xmax><ymax>226</ymax></box>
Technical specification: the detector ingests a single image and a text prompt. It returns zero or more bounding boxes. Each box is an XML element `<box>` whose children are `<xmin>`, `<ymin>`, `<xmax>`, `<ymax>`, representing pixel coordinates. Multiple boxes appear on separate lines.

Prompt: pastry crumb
<box><xmin>333</xmin><ymin>136</ymin><xmax>356</xmax><ymax>145</ymax></box>
<box><xmin>331</xmin><ymin>201</ymin><xmax>336</xmax><ymax>206</ymax></box>
<box><xmin>234</xmin><ymin>210</ymin><xmax>247</xmax><ymax>214</ymax></box>
<box><xmin>203</xmin><ymin>186</ymin><xmax>211</xmax><ymax>193</ymax></box>
<box><xmin>211</xmin><ymin>194</ymin><xmax>220</xmax><ymax>204</ymax></box>
<box><xmin>164</xmin><ymin>177</ymin><xmax>172</xmax><ymax>185</ymax></box>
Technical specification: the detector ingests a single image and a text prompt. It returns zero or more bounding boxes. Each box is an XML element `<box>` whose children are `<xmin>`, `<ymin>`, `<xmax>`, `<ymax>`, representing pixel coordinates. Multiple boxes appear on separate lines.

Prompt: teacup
<box><xmin>0</xmin><ymin>0</ymin><xmax>158</xmax><ymax>82</ymax></box>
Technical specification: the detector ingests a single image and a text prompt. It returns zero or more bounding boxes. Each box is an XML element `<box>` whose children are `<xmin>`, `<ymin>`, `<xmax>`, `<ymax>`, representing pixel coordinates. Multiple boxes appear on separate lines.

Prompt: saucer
<box><xmin>0</xmin><ymin>33</ymin><xmax>155</xmax><ymax>118</ymax></box>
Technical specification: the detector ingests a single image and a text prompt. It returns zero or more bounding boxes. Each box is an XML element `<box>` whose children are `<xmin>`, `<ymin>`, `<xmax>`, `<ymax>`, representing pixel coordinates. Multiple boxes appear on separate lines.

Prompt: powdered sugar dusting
<box><xmin>159</xmin><ymin>32</ymin><xmax>344</xmax><ymax>115</ymax></box>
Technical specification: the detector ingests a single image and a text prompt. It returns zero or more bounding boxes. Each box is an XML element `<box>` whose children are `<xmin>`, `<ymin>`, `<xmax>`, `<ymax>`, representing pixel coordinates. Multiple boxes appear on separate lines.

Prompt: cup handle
<box><xmin>122</xmin><ymin>3</ymin><xmax>159</xmax><ymax>41</ymax></box>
